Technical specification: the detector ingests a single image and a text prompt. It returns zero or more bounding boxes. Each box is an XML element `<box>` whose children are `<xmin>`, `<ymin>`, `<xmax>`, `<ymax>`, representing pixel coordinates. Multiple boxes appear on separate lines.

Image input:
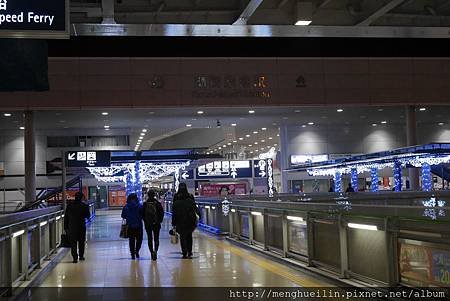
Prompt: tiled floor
<box><xmin>39</xmin><ymin>210</ymin><xmax>333</xmax><ymax>287</ymax></box>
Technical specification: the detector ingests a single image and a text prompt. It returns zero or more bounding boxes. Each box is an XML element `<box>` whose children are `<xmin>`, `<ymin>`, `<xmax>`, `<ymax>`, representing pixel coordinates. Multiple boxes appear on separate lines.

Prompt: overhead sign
<box><xmin>0</xmin><ymin>0</ymin><xmax>69</xmax><ymax>39</ymax></box>
<box><xmin>66</xmin><ymin>151</ymin><xmax>111</xmax><ymax>168</ymax></box>
<box><xmin>254</xmin><ymin>160</ymin><xmax>268</xmax><ymax>178</ymax></box>
<box><xmin>196</xmin><ymin>160</ymin><xmax>252</xmax><ymax>179</ymax></box>
<box><xmin>291</xmin><ymin>154</ymin><xmax>329</xmax><ymax>165</ymax></box>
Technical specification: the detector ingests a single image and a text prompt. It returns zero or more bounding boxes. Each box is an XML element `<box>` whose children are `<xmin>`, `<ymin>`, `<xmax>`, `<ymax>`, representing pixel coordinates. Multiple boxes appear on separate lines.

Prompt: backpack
<box><xmin>144</xmin><ymin>201</ymin><xmax>158</xmax><ymax>226</ymax></box>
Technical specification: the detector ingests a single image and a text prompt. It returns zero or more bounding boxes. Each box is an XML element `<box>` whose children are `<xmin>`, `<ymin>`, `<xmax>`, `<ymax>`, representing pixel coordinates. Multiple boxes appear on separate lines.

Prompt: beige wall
<box><xmin>1</xmin><ymin>57</ymin><xmax>450</xmax><ymax>109</ymax></box>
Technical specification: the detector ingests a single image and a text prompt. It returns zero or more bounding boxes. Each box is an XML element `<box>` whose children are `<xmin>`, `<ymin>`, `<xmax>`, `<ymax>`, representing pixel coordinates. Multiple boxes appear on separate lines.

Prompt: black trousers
<box><xmin>145</xmin><ymin>225</ymin><xmax>161</xmax><ymax>253</ymax></box>
<box><xmin>178</xmin><ymin>230</ymin><xmax>194</xmax><ymax>256</ymax></box>
<box><xmin>127</xmin><ymin>227</ymin><xmax>143</xmax><ymax>255</ymax></box>
<box><xmin>69</xmin><ymin>229</ymin><xmax>86</xmax><ymax>260</ymax></box>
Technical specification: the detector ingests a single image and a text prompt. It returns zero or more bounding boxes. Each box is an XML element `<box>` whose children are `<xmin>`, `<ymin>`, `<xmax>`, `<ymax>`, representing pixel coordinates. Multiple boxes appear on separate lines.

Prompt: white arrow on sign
<box><xmin>259</xmin><ymin>171</ymin><xmax>266</xmax><ymax>177</ymax></box>
<box><xmin>231</xmin><ymin>167</ymin><xmax>238</xmax><ymax>178</ymax></box>
<box><xmin>68</xmin><ymin>153</ymin><xmax>76</xmax><ymax>160</ymax></box>
<box><xmin>181</xmin><ymin>172</ymin><xmax>189</xmax><ymax>180</ymax></box>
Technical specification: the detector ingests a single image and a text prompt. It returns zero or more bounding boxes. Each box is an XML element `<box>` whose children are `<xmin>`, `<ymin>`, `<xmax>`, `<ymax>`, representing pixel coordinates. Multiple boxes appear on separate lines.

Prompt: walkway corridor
<box><xmin>39</xmin><ymin>211</ymin><xmax>333</xmax><ymax>287</ymax></box>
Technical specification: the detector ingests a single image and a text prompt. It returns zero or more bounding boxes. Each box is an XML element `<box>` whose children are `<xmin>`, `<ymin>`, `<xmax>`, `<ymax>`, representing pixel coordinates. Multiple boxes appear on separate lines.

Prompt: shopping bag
<box><xmin>60</xmin><ymin>232</ymin><xmax>71</xmax><ymax>248</ymax></box>
<box><xmin>169</xmin><ymin>228</ymin><xmax>179</xmax><ymax>244</ymax></box>
<box><xmin>120</xmin><ymin>219</ymin><xmax>128</xmax><ymax>238</ymax></box>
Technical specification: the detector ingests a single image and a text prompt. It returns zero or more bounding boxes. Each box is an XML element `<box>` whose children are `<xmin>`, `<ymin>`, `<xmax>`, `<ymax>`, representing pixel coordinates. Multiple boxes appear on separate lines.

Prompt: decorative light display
<box><xmin>370</xmin><ymin>168</ymin><xmax>379</xmax><ymax>192</ymax></box>
<box><xmin>421</xmin><ymin>163</ymin><xmax>432</xmax><ymax>192</ymax></box>
<box><xmin>422</xmin><ymin>196</ymin><xmax>446</xmax><ymax>220</ymax></box>
<box><xmin>174</xmin><ymin>168</ymin><xmax>180</xmax><ymax>192</ymax></box>
<box><xmin>267</xmin><ymin>158</ymin><xmax>274</xmax><ymax>197</ymax></box>
<box><xmin>88</xmin><ymin>161</ymin><xmax>191</xmax><ymax>197</ymax></box>
<box><xmin>351</xmin><ymin>168</ymin><xmax>358</xmax><ymax>192</ymax></box>
<box><xmin>259</xmin><ymin>147</ymin><xmax>276</xmax><ymax>160</ymax></box>
<box><xmin>334</xmin><ymin>171</ymin><xmax>342</xmax><ymax>193</ymax></box>
<box><xmin>221</xmin><ymin>198</ymin><xmax>230</xmax><ymax>216</ymax></box>
<box><xmin>393</xmin><ymin>161</ymin><xmax>402</xmax><ymax>191</ymax></box>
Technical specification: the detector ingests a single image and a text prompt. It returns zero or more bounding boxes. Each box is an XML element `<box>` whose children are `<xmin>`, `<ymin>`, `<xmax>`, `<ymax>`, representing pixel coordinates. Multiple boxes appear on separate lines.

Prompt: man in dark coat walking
<box><xmin>64</xmin><ymin>192</ymin><xmax>90</xmax><ymax>263</ymax></box>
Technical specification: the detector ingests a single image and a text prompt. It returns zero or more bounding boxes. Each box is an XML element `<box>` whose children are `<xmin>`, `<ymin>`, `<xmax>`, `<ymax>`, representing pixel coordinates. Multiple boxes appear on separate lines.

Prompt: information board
<box><xmin>66</xmin><ymin>151</ymin><xmax>111</xmax><ymax>168</ymax></box>
<box><xmin>196</xmin><ymin>160</ymin><xmax>252</xmax><ymax>179</ymax></box>
<box><xmin>0</xmin><ymin>0</ymin><xmax>69</xmax><ymax>39</ymax></box>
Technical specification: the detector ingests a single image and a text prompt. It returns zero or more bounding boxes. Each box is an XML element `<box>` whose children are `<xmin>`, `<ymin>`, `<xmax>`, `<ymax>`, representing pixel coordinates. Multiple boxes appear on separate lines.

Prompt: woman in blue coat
<box><xmin>121</xmin><ymin>193</ymin><xmax>143</xmax><ymax>260</ymax></box>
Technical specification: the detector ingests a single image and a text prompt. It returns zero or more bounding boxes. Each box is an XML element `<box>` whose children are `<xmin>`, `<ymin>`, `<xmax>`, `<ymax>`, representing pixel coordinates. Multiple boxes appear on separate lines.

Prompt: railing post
<box><xmin>338</xmin><ymin>214</ymin><xmax>349</xmax><ymax>279</ymax></box>
<box><xmin>263</xmin><ymin>209</ymin><xmax>269</xmax><ymax>251</ymax></box>
<box><xmin>248</xmin><ymin>210</ymin><xmax>254</xmax><ymax>245</ymax></box>
<box><xmin>282</xmin><ymin>214</ymin><xmax>288</xmax><ymax>258</ymax></box>
<box><xmin>306</xmin><ymin>212</ymin><xmax>315</xmax><ymax>267</ymax></box>
<box><xmin>228</xmin><ymin>210</ymin><xmax>234</xmax><ymax>238</ymax></box>
<box><xmin>21</xmin><ymin>224</ymin><xmax>29</xmax><ymax>281</ymax></box>
<box><xmin>36</xmin><ymin>224</ymin><xmax>42</xmax><ymax>268</ymax></box>
<box><xmin>5</xmin><ymin>228</ymin><xmax>13</xmax><ymax>296</ymax></box>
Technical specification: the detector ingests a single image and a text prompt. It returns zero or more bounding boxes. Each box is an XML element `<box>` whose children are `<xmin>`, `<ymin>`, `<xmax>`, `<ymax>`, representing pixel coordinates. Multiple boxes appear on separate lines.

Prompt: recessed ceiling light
<box><xmin>378</xmin><ymin>108</ymin><xmax>384</xmax><ymax>112</ymax></box>
<box><xmin>372</xmin><ymin>123</ymin><xmax>377</xmax><ymax>127</ymax></box>
<box><xmin>337</xmin><ymin>109</ymin><xmax>344</xmax><ymax>112</ymax></box>
<box><xmin>248</xmin><ymin>110</ymin><xmax>255</xmax><ymax>114</ymax></box>
<box><xmin>142</xmin><ymin>129</ymin><xmax>147</xmax><ymax>133</ymax></box>
<box><xmin>239</xmin><ymin>137</ymin><xmax>244</xmax><ymax>140</ymax></box>
<box><xmin>102</xmin><ymin>112</ymin><xmax>109</xmax><ymax>116</ymax></box>
<box><xmin>245</xmin><ymin>134</ymin><xmax>250</xmax><ymax>137</ymax></box>
<box><xmin>381</xmin><ymin>121</ymin><xmax>387</xmax><ymax>124</ymax></box>
<box><xmin>218</xmin><ymin>147</ymin><xmax>222</xmax><ymax>150</ymax></box>
<box><xmin>255</xmin><ymin>150</ymin><xmax>259</xmax><ymax>152</ymax></box>
<box><xmin>233</xmin><ymin>140</ymin><xmax>237</xmax><ymax>143</ymax></box>
<box><xmin>277</xmin><ymin>134</ymin><xmax>280</xmax><ymax>137</ymax></box>
<box><xmin>250</xmin><ymin>151</ymin><xmax>254</xmax><ymax>154</ymax></box>
<box><xmin>3</xmin><ymin>113</ymin><xmax>11</xmax><ymax>117</ymax></box>
<box><xmin>19</xmin><ymin>126</ymin><xmax>25</xmax><ymax>130</ymax></box>
<box><xmin>419</xmin><ymin>107</ymin><xmax>426</xmax><ymax>111</ymax></box>
<box><xmin>260</xmin><ymin>147</ymin><xmax>264</xmax><ymax>150</ymax></box>
<box><xmin>254</xmin><ymin>142</ymin><xmax>258</xmax><ymax>145</ymax></box>
<box><xmin>149</xmin><ymin>111</ymin><xmax>155</xmax><ymax>115</ymax></box>
<box><xmin>308</xmin><ymin>122</ymin><xmax>314</xmax><ymax>125</ymax></box>
<box><xmin>295</xmin><ymin>20</ymin><xmax>312</xmax><ymax>26</ymax></box>
<box><xmin>261</xmin><ymin>127</ymin><xmax>267</xmax><ymax>130</ymax></box>
<box><xmin>227</xmin><ymin>143</ymin><xmax>232</xmax><ymax>145</ymax></box>
<box><xmin>261</xmin><ymin>140</ymin><xmax>265</xmax><ymax>142</ymax></box>
<box><xmin>105</xmin><ymin>128</ymin><xmax>110</xmax><ymax>131</ymax></box>
<box><xmin>248</xmin><ymin>144</ymin><xmax>252</xmax><ymax>147</ymax></box>
<box><xmin>104</xmin><ymin>125</ymin><xmax>110</xmax><ymax>129</ymax></box>
<box><xmin>253</xmin><ymin>131</ymin><xmax>258</xmax><ymax>134</ymax></box>
<box><xmin>223</xmin><ymin>145</ymin><xmax>227</xmax><ymax>148</ymax></box>
<box><xmin>294</xmin><ymin>110</ymin><xmax>301</xmax><ymax>113</ymax></box>
<box><xmin>197</xmin><ymin>111</ymin><xmax>204</xmax><ymax>115</ymax></box>
<box><xmin>268</xmin><ymin>137</ymin><xmax>273</xmax><ymax>140</ymax></box>
<box><xmin>186</xmin><ymin>124</ymin><xmax>192</xmax><ymax>127</ymax></box>
<box><xmin>438</xmin><ymin>122</ymin><xmax>444</xmax><ymax>126</ymax></box>
<box><xmin>231</xmin><ymin>123</ymin><xmax>237</xmax><ymax>127</ymax></box>
<box><xmin>140</xmin><ymin>133</ymin><xmax>145</xmax><ymax>136</ymax></box>
<box><xmin>274</xmin><ymin>143</ymin><xmax>278</xmax><ymax>146</ymax></box>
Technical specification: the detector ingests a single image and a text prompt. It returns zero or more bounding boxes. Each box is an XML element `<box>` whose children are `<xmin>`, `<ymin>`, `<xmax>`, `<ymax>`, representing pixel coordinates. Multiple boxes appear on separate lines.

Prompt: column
<box><xmin>279</xmin><ymin>125</ymin><xmax>290</xmax><ymax>193</ymax></box>
<box><xmin>406</xmin><ymin>105</ymin><xmax>420</xmax><ymax>190</ymax></box>
<box><xmin>371</xmin><ymin>168</ymin><xmax>379</xmax><ymax>192</ymax></box>
<box><xmin>334</xmin><ymin>171</ymin><xmax>342</xmax><ymax>193</ymax></box>
<box><xmin>393</xmin><ymin>162</ymin><xmax>402</xmax><ymax>192</ymax></box>
<box><xmin>351</xmin><ymin>168</ymin><xmax>358</xmax><ymax>192</ymax></box>
<box><xmin>24</xmin><ymin>111</ymin><xmax>36</xmax><ymax>205</ymax></box>
<box><xmin>421</xmin><ymin>163</ymin><xmax>432</xmax><ymax>191</ymax></box>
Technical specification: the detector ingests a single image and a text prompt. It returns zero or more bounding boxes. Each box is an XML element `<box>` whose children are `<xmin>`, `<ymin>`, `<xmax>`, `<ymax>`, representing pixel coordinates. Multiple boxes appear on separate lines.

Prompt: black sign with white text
<box><xmin>66</xmin><ymin>151</ymin><xmax>111</xmax><ymax>168</ymax></box>
<box><xmin>0</xmin><ymin>0</ymin><xmax>67</xmax><ymax>38</ymax></box>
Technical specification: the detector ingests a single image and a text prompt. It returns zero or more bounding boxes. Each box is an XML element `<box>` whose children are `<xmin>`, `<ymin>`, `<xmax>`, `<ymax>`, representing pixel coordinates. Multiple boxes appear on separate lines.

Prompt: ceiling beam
<box><xmin>233</xmin><ymin>0</ymin><xmax>264</xmax><ymax>25</ymax></box>
<box><xmin>71</xmin><ymin>23</ymin><xmax>450</xmax><ymax>38</ymax></box>
<box><xmin>357</xmin><ymin>0</ymin><xmax>407</xmax><ymax>26</ymax></box>
<box><xmin>101</xmin><ymin>0</ymin><xmax>116</xmax><ymax>24</ymax></box>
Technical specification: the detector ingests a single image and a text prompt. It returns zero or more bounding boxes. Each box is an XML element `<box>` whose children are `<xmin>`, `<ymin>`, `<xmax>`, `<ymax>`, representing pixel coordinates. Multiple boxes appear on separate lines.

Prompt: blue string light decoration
<box><xmin>422</xmin><ymin>163</ymin><xmax>432</xmax><ymax>192</ymax></box>
<box><xmin>334</xmin><ymin>171</ymin><xmax>342</xmax><ymax>193</ymax></box>
<box><xmin>394</xmin><ymin>161</ymin><xmax>402</xmax><ymax>192</ymax></box>
<box><xmin>351</xmin><ymin>168</ymin><xmax>358</xmax><ymax>192</ymax></box>
<box><xmin>371</xmin><ymin>168</ymin><xmax>379</xmax><ymax>192</ymax></box>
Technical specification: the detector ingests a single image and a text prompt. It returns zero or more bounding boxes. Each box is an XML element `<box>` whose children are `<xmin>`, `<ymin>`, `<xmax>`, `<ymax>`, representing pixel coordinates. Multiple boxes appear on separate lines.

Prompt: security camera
<box><xmin>216</xmin><ymin>119</ymin><xmax>221</xmax><ymax>128</ymax></box>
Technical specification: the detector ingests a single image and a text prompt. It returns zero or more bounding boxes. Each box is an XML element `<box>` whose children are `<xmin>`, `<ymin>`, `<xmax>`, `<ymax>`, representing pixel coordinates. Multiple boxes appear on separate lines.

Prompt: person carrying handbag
<box><xmin>121</xmin><ymin>193</ymin><xmax>143</xmax><ymax>260</ymax></box>
<box><xmin>143</xmin><ymin>190</ymin><xmax>164</xmax><ymax>261</ymax></box>
<box><xmin>171</xmin><ymin>183</ymin><xmax>201</xmax><ymax>259</ymax></box>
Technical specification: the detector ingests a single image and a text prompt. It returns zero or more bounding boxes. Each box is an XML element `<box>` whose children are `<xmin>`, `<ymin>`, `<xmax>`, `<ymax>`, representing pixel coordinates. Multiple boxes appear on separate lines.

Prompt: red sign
<box><xmin>200</xmin><ymin>183</ymin><xmax>247</xmax><ymax>197</ymax></box>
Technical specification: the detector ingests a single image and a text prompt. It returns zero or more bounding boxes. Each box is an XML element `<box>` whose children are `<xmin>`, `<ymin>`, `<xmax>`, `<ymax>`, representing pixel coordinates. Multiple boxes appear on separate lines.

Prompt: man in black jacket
<box><xmin>64</xmin><ymin>192</ymin><xmax>90</xmax><ymax>263</ymax></box>
<box><xmin>143</xmin><ymin>190</ymin><xmax>164</xmax><ymax>261</ymax></box>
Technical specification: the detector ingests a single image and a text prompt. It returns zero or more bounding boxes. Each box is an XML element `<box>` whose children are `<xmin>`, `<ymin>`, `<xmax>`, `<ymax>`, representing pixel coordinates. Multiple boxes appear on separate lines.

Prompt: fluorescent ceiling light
<box><xmin>419</xmin><ymin>108</ymin><xmax>426</xmax><ymax>111</ymax></box>
<box><xmin>239</xmin><ymin>137</ymin><xmax>244</xmax><ymax>140</ymax></box>
<box><xmin>197</xmin><ymin>111</ymin><xmax>204</xmax><ymax>115</ymax></box>
<box><xmin>337</xmin><ymin>109</ymin><xmax>344</xmax><ymax>112</ymax></box>
<box><xmin>287</xmin><ymin>216</ymin><xmax>304</xmax><ymax>222</ymax></box>
<box><xmin>101</xmin><ymin>112</ymin><xmax>109</xmax><ymax>116</ymax></box>
<box><xmin>253</xmin><ymin>131</ymin><xmax>258</xmax><ymax>134</ymax></box>
<box><xmin>295</xmin><ymin>20</ymin><xmax>312</xmax><ymax>25</ymax></box>
<box><xmin>142</xmin><ymin>129</ymin><xmax>147</xmax><ymax>133</ymax></box>
<box><xmin>12</xmin><ymin>230</ymin><xmax>25</xmax><ymax>237</ymax></box>
<box><xmin>308</xmin><ymin>122</ymin><xmax>314</xmax><ymax>125</ymax></box>
<box><xmin>381</xmin><ymin>121</ymin><xmax>387</xmax><ymax>124</ymax></box>
<box><xmin>348</xmin><ymin>223</ymin><xmax>378</xmax><ymax>231</ymax></box>
<box><xmin>19</xmin><ymin>127</ymin><xmax>25</xmax><ymax>130</ymax></box>
<box><xmin>186</xmin><ymin>124</ymin><xmax>192</xmax><ymax>127</ymax></box>
<box><xmin>261</xmin><ymin>127</ymin><xmax>267</xmax><ymax>130</ymax></box>
<box><xmin>251</xmin><ymin>211</ymin><xmax>262</xmax><ymax>216</ymax></box>
<box><xmin>104</xmin><ymin>125</ymin><xmax>110</xmax><ymax>129</ymax></box>
<box><xmin>231</xmin><ymin>123</ymin><xmax>237</xmax><ymax>127</ymax></box>
<box><xmin>3</xmin><ymin>113</ymin><xmax>11</xmax><ymax>117</ymax></box>
<box><xmin>372</xmin><ymin>123</ymin><xmax>377</xmax><ymax>127</ymax></box>
<box><xmin>438</xmin><ymin>122</ymin><xmax>444</xmax><ymax>126</ymax></box>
